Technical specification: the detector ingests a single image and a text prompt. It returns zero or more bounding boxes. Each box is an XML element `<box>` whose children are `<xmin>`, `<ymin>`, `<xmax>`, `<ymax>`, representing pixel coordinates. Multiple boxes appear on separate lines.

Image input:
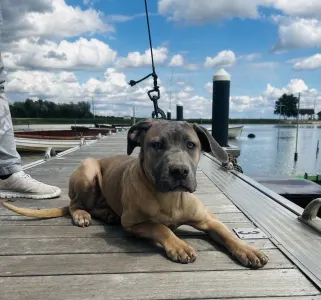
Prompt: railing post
<box><xmin>212</xmin><ymin>68</ymin><xmax>231</xmax><ymax>147</ymax></box>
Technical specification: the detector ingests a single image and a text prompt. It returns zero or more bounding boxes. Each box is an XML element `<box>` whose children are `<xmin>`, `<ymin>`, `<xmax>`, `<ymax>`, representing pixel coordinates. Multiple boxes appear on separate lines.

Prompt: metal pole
<box><xmin>133</xmin><ymin>105</ymin><xmax>136</xmax><ymax>125</ymax></box>
<box><xmin>92</xmin><ymin>96</ymin><xmax>95</xmax><ymax>119</ymax></box>
<box><xmin>212</xmin><ymin>68</ymin><xmax>231</xmax><ymax>147</ymax></box>
<box><xmin>169</xmin><ymin>68</ymin><xmax>173</xmax><ymax>112</ymax></box>
<box><xmin>294</xmin><ymin>93</ymin><xmax>300</xmax><ymax>161</ymax></box>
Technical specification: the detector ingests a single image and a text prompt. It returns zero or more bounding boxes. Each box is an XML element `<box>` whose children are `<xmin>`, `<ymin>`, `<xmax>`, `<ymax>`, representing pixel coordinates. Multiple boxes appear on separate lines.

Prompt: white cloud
<box><xmin>168</xmin><ymin>54</ymin><xmax>184</xmax><ymax>67</ymax></box>
<box><xmin>6</xmin><ymin>67</ymin><xmax>321</xmax><ymax>118</ymax></box>
<box><xmin>249</xmin><ymin>62</ymin><xmax>279</xmax><ymax>68</ymax></box>
<box><xmin>272</xmin><ymin>17</ymin><xmax>321</xmax><ymax>50</ymax></box>
<box><xmin>184</xmin><ymin>64</ymin><xmax>199</xmax><ymax>71</ymax></box>
<box><xmin>272</xmin><ymin>0</ymin><xmax>321</xmax><ymax>18</ymax></box>
<box><xmin>158</xmin><ymin>0</ymin><xmax>321</xmax><ymax>25</ymax></box>
<box><xmin>204</xmin><ymin>50</ymin><xmax>236</xmax><ymax>68</ymax></box>
<box><xmin>158</xmin><ymin>0</ymin><xmax>266</xmax><ymax>24</ymax></box>
<box><xmin>2</xmin><ymin>0</ymin><xmax>113</xmax><ymax>44</ymax></box>
<box><xmin>115</xmin><ymin>47</ymin><xmax>168</xmax><ymax>68</ymax></box>
<box><xmin>292</xmin><ymin>53</ymin><xmax>321</xmax><ymax>70</ymax></box>
<box><xmin>3</xmin><ymin>37</ymin><xmax>117</xmax><ymax>71</ymax></box>
<box><xmin>238</xmin><ymin>53</ymin><xmax>262</xmax><ymax>61</ymax></box>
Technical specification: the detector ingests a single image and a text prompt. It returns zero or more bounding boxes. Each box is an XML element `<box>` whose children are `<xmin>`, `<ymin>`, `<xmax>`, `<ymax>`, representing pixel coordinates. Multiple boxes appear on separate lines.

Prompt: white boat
<box><xmin>207</xmin><ymin>125</ymin><xmax>244</xmax><ymax>139</ymax></box>
<box><xmin>14</xmin><ymin>128</ymin><xmax>111</xmax><ymax>152</ymax></box>
<box><xmin>14</xmin><ymin>137</ymin><xmax>89</xmax><ymax>152</ymax></box>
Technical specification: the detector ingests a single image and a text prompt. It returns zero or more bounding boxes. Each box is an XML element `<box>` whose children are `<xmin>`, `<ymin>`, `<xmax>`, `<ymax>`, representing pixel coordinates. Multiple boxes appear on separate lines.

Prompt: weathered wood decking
<box><xmin>0</xmin><ymin>131</ymin><xmax>321</xmax><ymax>299</ymax></box>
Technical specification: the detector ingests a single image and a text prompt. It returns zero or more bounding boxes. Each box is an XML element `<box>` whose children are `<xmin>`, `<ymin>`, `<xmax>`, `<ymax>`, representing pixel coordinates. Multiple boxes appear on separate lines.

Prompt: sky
<box><xmin>1</xmin><ymin>0</ymin><xmax>321</xmax><ymax>119</ymax></box>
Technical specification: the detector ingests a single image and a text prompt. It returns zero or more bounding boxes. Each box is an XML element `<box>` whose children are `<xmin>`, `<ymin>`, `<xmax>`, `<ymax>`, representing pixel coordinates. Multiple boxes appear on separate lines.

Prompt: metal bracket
<box><xmin>233</xmin><ymin>227</ymin><xmax>269</xmax><ymax>239</ymax></box>
<box><xmin>44</xmin><ymin>147</ymin><xmax>57</xmax><ymax>160</ymax></box>
<box><xmin>298</xmin><ymin>198</ymin><xmax>321</xmax><ymax>235</ymax></box>
<box><xmin>79</xmin><ymin>137</ymin><xmax>86</xmax><ymax>147</ymax></box>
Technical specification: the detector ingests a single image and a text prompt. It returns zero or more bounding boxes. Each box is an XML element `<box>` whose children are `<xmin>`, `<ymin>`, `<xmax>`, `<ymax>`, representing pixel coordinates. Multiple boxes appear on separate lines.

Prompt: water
<box><xmin>17</xmin><ymin>123</ymin><xmax>321</xmax><ymax>177</ymax></box>
<box><xmin>220</xmin><ymin>124</ymin><xmax>321</xmax><ymax>177</ymax></box>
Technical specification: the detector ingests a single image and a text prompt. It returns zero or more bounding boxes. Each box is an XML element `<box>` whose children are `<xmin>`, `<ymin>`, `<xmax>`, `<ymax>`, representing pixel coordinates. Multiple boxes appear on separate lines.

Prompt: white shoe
<box><xmin>0</xmin><ymin>171</ymin><xmax>61</xmax><ymax>199</ymax></box>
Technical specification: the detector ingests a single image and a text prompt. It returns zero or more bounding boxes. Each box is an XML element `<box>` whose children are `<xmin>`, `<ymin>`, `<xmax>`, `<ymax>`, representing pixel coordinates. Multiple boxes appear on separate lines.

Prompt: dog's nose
<box><xmin>169</xmin><ymin>165</ymin><xmax>189</xmax><ymax>180</ymax></box>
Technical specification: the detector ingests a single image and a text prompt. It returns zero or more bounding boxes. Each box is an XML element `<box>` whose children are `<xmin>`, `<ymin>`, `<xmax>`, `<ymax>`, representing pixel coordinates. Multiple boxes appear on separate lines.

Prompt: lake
<box><xmin>17</xmin><ymin>123</ymin><xmax>321</xmax><ymax>178</ymax></box>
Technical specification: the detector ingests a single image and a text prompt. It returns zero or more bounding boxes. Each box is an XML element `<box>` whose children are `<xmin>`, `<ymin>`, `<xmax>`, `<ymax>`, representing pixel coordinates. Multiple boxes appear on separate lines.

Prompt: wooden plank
<box><xmin>0</xmin><ymin>249</ymin><xmax>293</xmax><ymax>277</ymax></box>
<box><xmin>195</xmin><ymin>193</ymin><xmax>232</xmax><ymax>205</ymax></box>
<box><xmin>207</xmin><ymin>204</ymin><xmax>241</xmax><ymax>213</ymax></box>
<box><xmin>0</xmin><ymin>223</ymin><xmax>254</xmax><ymax>238</ymax></box>
<box><xmin>0</xmin><ymin>269</ymin><xmax>317</xmax><ymax>299</ymax></box>
<box><xmin>0</xmin><ymin>202</ymin><xmax>241</xmax><ymax>215</ymax></box>
<box><xmin>0</xmin><ymin>212</ymin><xmax>250</xmax><ymax>225</ymax></box>
<box><xmin>203</xmin><ymin>297</ymin><xmax>321</xmax><ymax>300</ymax></box>
<box><xmin>0</xmin><ymin>237</ymin><xmax>276</xmax><ymax>255</ymax></box>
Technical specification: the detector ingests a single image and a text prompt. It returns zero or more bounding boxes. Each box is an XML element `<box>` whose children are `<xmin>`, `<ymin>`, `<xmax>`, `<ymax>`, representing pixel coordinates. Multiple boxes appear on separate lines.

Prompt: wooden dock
<box><xmin>1</xmin><ymin>130</ymin><xmax>321</xmax><ymax>299</ymax></box>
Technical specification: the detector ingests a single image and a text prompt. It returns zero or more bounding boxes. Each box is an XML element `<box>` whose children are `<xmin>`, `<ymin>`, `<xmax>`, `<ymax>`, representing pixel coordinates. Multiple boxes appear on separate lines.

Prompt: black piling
<box><xmin>211</xmin><ymin>69</ymin><xmax>231</xmax><ymax>147</ymax></box>
<box><xmin>167</xmin><ymin>110</ymin><xmax>171</xmax><ymax>120</ymax></box>
<box><xmin>176</xmin><ymin>102</ymin><xmax>183</xmax><ymax>121</ymax></box>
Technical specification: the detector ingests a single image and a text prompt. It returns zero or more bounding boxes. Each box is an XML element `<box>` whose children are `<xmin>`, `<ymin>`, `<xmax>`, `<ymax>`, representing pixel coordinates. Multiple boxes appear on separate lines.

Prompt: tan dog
<box><xmin>1</xmin><ymin>119</ymin><xmax>268</xmax><ymax>268</ymax></box>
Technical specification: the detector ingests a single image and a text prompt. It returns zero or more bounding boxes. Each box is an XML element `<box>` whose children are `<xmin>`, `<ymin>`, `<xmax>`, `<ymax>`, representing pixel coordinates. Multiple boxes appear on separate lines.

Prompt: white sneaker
<box><xmin>0</xmin><ymin>171</ymin><xmax>61</xmax><ymax>199</ymax></box>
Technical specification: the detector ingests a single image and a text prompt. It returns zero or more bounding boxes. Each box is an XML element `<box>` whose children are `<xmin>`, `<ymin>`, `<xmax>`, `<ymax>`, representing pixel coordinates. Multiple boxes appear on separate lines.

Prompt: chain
<box><xmin>128</xmin><ymin>0</ymin><xmax>165</xmax><ymax>119</ymax></box>
<box><xmin>222</xmin><ymin>153</ymin><xmax>243</xmax><ymax>173</ymax></box>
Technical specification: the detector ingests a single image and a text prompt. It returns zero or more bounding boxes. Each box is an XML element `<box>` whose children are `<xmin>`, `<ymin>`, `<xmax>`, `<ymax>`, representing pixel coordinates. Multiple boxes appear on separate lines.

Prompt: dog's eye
<box><xmin>187</xmin><ymin>141</ymin><xmax>195</xmax><ymax>149</ymax></box>
<box><xmin>153</xmin><ymin>142</ymin><xmax>163</xmax><ymax>150</ymax></box>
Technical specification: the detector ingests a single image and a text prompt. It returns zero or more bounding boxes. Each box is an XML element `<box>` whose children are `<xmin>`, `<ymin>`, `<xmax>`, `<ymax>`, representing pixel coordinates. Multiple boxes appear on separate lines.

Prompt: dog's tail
<box><xmin>0</xmin><ymin>201</ymin><xmax>70</xmax><ymax>218</ymax></box>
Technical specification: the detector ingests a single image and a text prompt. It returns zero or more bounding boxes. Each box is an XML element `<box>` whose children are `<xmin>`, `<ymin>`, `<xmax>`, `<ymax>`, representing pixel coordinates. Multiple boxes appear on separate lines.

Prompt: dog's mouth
<box><xmin>170</xmin><ymin>184</ymin><xmax>194</xmax><ymax>193</ymax></box>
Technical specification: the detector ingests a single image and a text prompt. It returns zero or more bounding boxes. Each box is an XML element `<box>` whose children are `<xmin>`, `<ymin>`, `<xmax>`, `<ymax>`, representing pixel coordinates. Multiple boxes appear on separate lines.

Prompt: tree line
<box><xmin>274</xmin><ymin>93</ymin><xmax>321</xmax><ymax>120</ymax></box>
<box><xmin>8</xmin><ymin>96</ymin><xmax>321</xmax><ymax>120</ymax></box>
<box><xmin>9</xmin><ymin>98</ymin><xmax>94</xmax><ymax>118</ymax></box>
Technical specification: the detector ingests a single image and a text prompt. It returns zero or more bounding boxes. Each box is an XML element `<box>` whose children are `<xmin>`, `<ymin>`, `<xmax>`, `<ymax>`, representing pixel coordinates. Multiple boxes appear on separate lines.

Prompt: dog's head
<box><xmin>127</xmin><ymin>119</ymin><xmax>228</xmax><ymax>193</ymax></box>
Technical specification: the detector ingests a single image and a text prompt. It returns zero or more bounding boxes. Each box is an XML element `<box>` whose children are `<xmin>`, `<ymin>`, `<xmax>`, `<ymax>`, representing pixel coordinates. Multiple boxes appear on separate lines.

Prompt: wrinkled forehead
<box><xmin>145</xmin><ymin>121</ymin><xmax>198</xmax><ymax>143</ymax></box>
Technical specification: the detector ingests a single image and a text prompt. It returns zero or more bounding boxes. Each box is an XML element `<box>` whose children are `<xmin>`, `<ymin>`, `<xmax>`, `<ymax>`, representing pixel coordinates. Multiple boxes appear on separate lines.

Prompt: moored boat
<box><xmin>14</xmin><ymin>129</ymin><xmax>112</xmax><ymax>152</ymax></box>
<box><xmin>207</xmin><ymin>125</ymin><xmax>244</xmax><ymax>139</ymax></box>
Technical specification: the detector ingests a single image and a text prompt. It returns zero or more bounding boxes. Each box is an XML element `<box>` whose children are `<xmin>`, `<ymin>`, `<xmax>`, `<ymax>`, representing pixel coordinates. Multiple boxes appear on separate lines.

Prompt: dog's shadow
<box><xmin>91</xmin><ymin>220</ymin><xmax>233</xmax><ymax>264</ymax></box>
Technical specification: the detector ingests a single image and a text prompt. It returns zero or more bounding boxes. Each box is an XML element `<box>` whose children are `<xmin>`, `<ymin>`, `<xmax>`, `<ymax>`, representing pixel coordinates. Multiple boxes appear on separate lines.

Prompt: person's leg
<box><xmin>0</xmin><ymin>53</ymin><xmax>23</xmax><ymax>177</ymax></box>
<box><xmin>0</xmin><ymin>5</ymin><xmax>61</xmax><ymax>199</ymax></box>
<box><xmin>0</xmin><ymin>52</ymin><xmax>62</xmax><ymax>199</ymax></box>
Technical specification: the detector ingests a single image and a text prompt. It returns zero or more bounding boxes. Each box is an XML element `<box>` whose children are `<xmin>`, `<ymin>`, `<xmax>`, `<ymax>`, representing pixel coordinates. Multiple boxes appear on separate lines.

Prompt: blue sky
<box><xmin>2</xmin><ymin>0</ymin><xmax>321</xmax><ymax>118</ymax></box>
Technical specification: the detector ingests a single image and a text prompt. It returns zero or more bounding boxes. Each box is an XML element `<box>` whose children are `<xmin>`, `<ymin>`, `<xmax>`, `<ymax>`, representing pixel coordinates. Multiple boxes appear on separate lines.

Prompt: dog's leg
<box><xmin>188</xmin><ymin>215</ymin><xmax>269</xmax><ymax>269</ymax></box>
<box><xmin>90</xmin><ymin>207</ymin><xmax>120</xmax><ymax>225</ymax></box>
<box><xmin>124</xmin><ymin>221</ymin><xmax>197</xmax><ymax>264</ymax></box>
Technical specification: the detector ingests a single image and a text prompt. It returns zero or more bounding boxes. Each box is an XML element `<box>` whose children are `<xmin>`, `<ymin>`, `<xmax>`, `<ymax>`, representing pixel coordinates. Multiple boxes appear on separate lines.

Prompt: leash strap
<box><xmin>128</xmin><ymin>0</ymin><xmax>166</xmax><ymax>119</ymax></box>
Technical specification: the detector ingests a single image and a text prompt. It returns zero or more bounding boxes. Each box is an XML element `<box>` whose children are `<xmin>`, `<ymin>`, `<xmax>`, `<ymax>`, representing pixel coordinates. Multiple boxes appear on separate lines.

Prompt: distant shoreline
<box><xmin>12</xmin><ymin>117</ymin><xmax>321</xmax><ymax>126</ymax></box>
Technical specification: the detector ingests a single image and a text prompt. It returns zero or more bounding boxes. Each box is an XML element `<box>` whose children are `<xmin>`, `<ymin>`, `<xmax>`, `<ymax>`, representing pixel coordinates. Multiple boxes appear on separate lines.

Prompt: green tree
<box><xmin>317</xmin><ymin>111</ymin><xmax>321</xmax><ymax>120</ymax></box>
<box><xmin>9</xmin><ymin>98</ymin><xmax>93</xmax><ymax>119</ymax></box>
<box><xmin>274</xmin><ymin>93</ymin><xmax>299</xmax><ymax>119</ymax></box>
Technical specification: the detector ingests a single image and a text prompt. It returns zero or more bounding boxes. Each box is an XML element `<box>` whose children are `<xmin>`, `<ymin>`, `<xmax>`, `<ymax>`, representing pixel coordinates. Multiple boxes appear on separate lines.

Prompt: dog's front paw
<box><xmin>164</xmin><ymin>239</ymin><xmax>197</xmax><ymax>264</ymax></box>
<box><xmin>72</xmin><ymin>210</ymin><xmax>91</xmax><ymax>227</ymax></box>
<box><xmin>231</xmin><ymin>244</ymin><xmax>269</xmax><ymax>269</ymax></box>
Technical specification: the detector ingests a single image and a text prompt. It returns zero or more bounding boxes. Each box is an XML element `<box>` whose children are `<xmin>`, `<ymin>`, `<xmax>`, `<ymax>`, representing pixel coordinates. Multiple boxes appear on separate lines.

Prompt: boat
<box><xmin>15</xmin><ymin>137</ymin><xmax>88</xmax><ymax>152</ymax></box>
<box><xmin>207</xmin><ymin>125</ymin><xmax>244</xmax><ymax>139</ymax></box>
<box><xmin>94</xmin><ymin>123</ymin><xmax>112</xmax><ymax>128</ymax></box>
<box><xmin>297</xmin><ymin>173</ymin><xmax>321</xmax><ymax>185</ymax></box>
<box><xmin>14</xmin><ymin>129</ymin><xmax>114</xmax><ymax>152</ymax></box>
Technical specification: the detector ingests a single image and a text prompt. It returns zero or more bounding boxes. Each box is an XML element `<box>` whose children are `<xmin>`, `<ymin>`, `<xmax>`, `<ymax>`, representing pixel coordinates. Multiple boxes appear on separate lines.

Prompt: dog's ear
<box><xmin>127</xmin><ymin>119</ymin><xmax>153</xmax><ymax>155</ymax></box>
<box><xmin>193</xmin><ymin>123</ymin><xmax>229</xmax><ymax>164</ymax></box>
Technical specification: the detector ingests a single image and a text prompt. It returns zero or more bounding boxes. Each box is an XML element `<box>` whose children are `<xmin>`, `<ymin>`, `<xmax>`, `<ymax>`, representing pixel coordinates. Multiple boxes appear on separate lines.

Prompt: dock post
<box><xmin>176</xmin><ymin>101</ymin><xmax>183</xmax><ymax>121</ymax></box>
<box><xmin>212</xmin><ymin>68</ymin><xmax>231</xmax><ymax>147</ymax></box>
<box><xmin>167</xmin><ymin>110</ymin><xmax>171</xmax><ymax>120</ymax></box>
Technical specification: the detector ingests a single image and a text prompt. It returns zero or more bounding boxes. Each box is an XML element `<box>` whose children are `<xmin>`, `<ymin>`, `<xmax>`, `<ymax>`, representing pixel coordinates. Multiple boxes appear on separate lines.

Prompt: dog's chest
<box><xmin>146</xmin><ymin>197</ymin><xmax>188</xmax><ymax>227</ymax></box>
